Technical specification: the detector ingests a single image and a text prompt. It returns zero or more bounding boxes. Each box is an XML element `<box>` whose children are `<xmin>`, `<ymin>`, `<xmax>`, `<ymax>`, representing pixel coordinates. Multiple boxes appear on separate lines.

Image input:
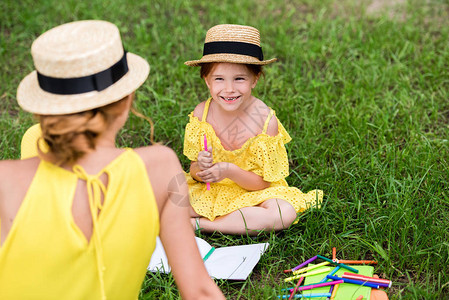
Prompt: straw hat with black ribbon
<box><xmin>184</xmin><ymin>24</ymin><xmax>277</xmax><ymax>67</ymax></box>
<box><xmin>17</xmin><ymin>20</ymin><xmax>150</xmax><ymax>115</ymax></box>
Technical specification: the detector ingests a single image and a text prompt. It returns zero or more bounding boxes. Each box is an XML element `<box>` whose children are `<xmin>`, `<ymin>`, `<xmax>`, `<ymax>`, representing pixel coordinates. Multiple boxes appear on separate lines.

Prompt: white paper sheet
<box><xmin>148</xmin><ymin>237</ymin><xmax>269</xmax><ymax>280</ymax></box>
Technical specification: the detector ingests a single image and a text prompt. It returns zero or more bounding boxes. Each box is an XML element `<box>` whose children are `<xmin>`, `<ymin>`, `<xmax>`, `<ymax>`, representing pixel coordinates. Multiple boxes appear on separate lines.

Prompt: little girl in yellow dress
<box><xmin>183</xmin><ymin>24</ymin><xmax>323</xmax><ymax>235</ymax></box>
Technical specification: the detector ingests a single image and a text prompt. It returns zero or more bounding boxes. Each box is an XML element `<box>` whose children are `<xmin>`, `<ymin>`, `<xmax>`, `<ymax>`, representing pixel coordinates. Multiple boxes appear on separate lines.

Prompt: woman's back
<box><xmin>0</xmin><ymin>149</ymin><xmax>160</xmax><ymax>299</ymax></box>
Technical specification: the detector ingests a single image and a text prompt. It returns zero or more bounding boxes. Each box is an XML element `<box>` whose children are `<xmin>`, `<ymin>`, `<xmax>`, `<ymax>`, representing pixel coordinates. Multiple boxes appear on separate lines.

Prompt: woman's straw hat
<box><xmin>184</xmin><ymin>24</ymin><xmax>277</xmax><ymax>67</ymax></box>
<box><xmin>17</xmin><ymin>20</ymin><xmax>150</xmax><ymax>115</ymax></box>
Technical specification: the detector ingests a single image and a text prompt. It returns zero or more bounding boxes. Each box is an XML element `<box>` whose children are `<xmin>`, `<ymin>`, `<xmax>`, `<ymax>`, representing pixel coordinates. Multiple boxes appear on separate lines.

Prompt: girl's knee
<box><xmin>262</xmin><ymin>199</ymin><xmax>297</xmax><ymax>230</ymax></box>
<box><xmin>277</xmin><ymin>203</ymin><xmax>297</xmax><ymax>229</ymax></box>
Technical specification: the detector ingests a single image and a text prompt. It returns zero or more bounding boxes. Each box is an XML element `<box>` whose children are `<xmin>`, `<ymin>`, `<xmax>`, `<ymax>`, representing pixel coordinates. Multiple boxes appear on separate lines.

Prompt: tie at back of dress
<box><xmin>72</xmin><ymin>164</ymin><xmax>108</xmax><ymax>300</ymax></box>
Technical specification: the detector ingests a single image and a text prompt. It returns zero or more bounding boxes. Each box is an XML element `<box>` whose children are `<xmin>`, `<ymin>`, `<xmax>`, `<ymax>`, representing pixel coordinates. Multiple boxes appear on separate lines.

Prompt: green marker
<box><xmin>202</xmin><ymin>247</ymin><xmax>215</xmax><ymax>262</ymax></box>
<box><xmin>317</xmin><ymin>255</ymin><xmax>359</xmax><ymax>273</ymax></box>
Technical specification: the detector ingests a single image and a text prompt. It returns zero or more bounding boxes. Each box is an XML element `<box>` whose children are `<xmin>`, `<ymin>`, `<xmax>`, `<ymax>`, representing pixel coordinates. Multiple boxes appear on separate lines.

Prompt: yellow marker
<box><xmin>330</xmin><ymin>283</ymin><xmax>339</xmax><ymax>300</ymax></box>
<box><xmin>292</xmin><ymin>261</ymin><xmax>330</xmax><ymax>275</ymax></box>
<box><xmin>284</xmin><ymin>267</ymin><xmax>332</xmax><ymax>282</ymax></box>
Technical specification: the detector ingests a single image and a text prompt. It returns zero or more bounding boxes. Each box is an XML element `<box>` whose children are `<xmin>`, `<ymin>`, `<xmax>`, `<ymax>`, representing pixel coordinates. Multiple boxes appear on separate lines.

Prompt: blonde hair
<box><xmin>37</xmin><ymin>95</ymin><xmax>154</xmax><ymax>165</ymax></box>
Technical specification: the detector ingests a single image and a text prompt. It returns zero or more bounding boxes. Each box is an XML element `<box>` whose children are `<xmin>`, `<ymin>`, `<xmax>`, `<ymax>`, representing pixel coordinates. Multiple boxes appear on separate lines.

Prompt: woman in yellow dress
<box><xmin>183</xmin><ymin>24</ymin><xmax>323</xmax><ymax>235</ymax></box>
<box><xmin>0</xmin><ymin>20</ymin><xmax>224</xmax><ymax>300</ymax></box>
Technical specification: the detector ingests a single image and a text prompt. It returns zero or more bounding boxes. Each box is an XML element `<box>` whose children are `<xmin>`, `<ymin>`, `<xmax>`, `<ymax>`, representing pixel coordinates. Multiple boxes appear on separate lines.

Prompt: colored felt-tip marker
<box><xmin>317</xmin><ymin>255</ymin><xmax>359</xmax><ymax>273</ymax></box>
<box><xmin>343</xmin><ymin>272</ymin><xmax>391</xmax><ymax>283</ymax></box>
<box><xmin>288</xmin><ymin>277</ymin><xmax>304</xmax><ymax>300</ymax></box>
<box><xmin>278</xmin><ymin>294</ymin><xmax>332</xmax><ymax>299</ymax></box>
<box><xmin>342</xmin><ymin>273</ymin><xmax>392</xmax><ymax>287</ymax></box>
<box><xmin>337</xmin><ymin>259</ymin><xmax>378</xmax><ymax>265</ymax></box>
<box><xmin>202</xmin><ymin>247</ymin><xmax>215</xmax><ymax>262</ymax></box>
<box><xmin>284</xmin><ymin>267</ymin><xmax>331</xmax><ymax>282</ymax></box>
<box><xmin>326</xmin><ymin>275</ymin><xmax>380</xmax><ymax>289</ymax></box>
<box><xmin>330</xmin><ymin>283</ymin><xmax>339</xmax><ymax>300</ymax></box>
<box><xmin>292</xmin><ymin>255</ymin><xmax>318</xmax><ymax>272</ymax></box>
<box><xmin>319</xmin><ymin>265</ymin><xmax>340</xmax><ymax>283</ymax></box>
<box><xmin>203</xmin><ymin>134</ymin><xmax>210</xmax><ymax>191</ymax></box>
<box><xmin>295</xmin><ymin>279</ymin><xmax>344</xmax><ymax>292</ymax></box>
<box><xmin>328</xmin><ymin>284</ymin><xmax>335</xmax><ymax>298</ymax></box>
<box><xmin>293</xmin><ymin>261</ymin><xmax>330</xmax><ymax>275</ymax></box>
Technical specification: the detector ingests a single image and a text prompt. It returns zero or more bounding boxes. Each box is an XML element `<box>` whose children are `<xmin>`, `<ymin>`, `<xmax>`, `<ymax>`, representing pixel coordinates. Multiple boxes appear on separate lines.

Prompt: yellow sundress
<box><xmin>184</xmin><ymin>98</ymin><xmax>323</xmax><ymax>221</ymax></box>
<box><xmin>0</xmin><ymin>149</ymin><xmax>159</xmax><ymax>300</ymax></box>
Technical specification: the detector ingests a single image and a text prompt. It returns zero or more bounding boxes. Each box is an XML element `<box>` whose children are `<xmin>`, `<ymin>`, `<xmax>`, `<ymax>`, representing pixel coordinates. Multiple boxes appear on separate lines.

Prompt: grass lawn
<box><xmin>1</xmin><ymin>0</ymin><xmax>448</xmax><ymax>299</ymax></box>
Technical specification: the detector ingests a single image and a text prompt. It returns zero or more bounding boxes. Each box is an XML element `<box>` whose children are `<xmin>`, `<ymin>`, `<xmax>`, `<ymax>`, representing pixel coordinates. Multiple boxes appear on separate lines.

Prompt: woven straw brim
<box><xmin>184</xmin><ymin>53</ymin><xmax>277</xmax><ymax>67</ymax></box>
<box><xmin>17</xmin><ymin>53</ymin><xmax>149</xmax><ymax>115</ymax></box>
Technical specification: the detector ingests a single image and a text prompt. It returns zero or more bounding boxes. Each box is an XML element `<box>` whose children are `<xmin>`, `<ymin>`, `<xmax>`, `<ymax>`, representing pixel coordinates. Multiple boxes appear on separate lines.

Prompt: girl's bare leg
<box><xmin>190</xmin><ymin>198</ymin><xmax>297</xmax><ymax>235</ymax></box>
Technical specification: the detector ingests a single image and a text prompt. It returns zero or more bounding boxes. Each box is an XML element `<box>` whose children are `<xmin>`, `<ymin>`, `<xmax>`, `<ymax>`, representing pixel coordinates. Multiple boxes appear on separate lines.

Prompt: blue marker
<box><xmin>278</xmin><ymin>293</ymin><xmax>332</xmax><ymax>299</ymax></box>
<box><xmin>326</xmin><ymin>275</ymin><xmax>380</xmax><ymax>289</ymax></box>
<box><xmin>319</xmin><ymin>266</ymin><xmax>341</xmax><ymax>283</ymax></box>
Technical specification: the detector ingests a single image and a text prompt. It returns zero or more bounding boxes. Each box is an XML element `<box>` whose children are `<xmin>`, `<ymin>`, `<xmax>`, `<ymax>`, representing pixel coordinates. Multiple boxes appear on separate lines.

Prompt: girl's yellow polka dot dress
<box><xmin>183</xmin><ymin>99</ymin><xmax>323</xmax><ymax>221</ymax></box>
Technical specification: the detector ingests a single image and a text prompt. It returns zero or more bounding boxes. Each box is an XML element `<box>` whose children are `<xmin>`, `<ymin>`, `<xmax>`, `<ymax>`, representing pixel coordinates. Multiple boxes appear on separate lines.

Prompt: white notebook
<box><xmin>148</xmin><ymin>236</ymin><xmax>269</xmax><ymax>280</ymax></box>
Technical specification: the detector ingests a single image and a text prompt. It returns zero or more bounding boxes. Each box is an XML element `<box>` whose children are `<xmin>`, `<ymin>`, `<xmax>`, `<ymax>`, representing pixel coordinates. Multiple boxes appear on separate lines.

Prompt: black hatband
<box><xmin>37</xmin><ymin>52</ymin><xmax>129</xmax><ymax>95</ymax></box>
<box><xmin>203</xmin><ymin>41</ymin><xmax>264</xmax><ymax>61</ymax></box>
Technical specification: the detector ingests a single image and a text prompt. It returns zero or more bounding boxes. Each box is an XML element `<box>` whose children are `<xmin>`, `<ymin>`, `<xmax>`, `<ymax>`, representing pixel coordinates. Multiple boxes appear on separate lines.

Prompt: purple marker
<box><xmin>292</xmin><ymin>256</ymin><xmax>318</xmax><ymax>272</ymax></box>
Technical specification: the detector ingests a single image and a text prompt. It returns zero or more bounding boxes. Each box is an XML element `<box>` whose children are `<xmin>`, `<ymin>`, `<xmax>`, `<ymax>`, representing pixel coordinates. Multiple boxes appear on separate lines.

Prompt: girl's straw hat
<box><xmin>17</xmin><ymin>20</ymin><xmax>150</xmax><ymax>115</ymax></box>
<box><xmin>184</xmin><ymin>24</ymin><xmax>277</xmax><ymax>67</ymax></box>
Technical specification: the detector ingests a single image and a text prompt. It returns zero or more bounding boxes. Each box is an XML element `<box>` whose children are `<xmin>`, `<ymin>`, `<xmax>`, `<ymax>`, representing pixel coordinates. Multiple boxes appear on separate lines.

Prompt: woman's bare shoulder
<box><xmin>134</xmin><ymin>145</ymin><xmax>186</xmax><ymax>211</ymax></box>
<box><xmin>0</xmin><ymin>158</ymin><xmax>40</xmax><ymax>181</ymax></box>
<box><xmin>134</xmin><ymin>144</ymin><xmax>182</xmax><ymax>175</ymax></box>
<box><xmin>0</xmin><ymin>158</ymin><xmax>40</xmax><ymax>200</ymax></box>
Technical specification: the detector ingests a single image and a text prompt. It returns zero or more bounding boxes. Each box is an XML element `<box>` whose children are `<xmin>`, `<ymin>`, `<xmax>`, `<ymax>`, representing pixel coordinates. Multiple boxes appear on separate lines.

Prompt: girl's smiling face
<box><xmin>204</xmin><ymin>63</ymin><xmax>259</xmax><ymax>112</ymax></box>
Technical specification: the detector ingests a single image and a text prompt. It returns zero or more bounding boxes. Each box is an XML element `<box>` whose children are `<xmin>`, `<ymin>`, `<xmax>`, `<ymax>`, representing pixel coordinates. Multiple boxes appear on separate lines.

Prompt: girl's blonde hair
<box><xmin>37</xmin><ymin>95</ymin><xmax>154</xmax><ymax>166</ymax></box>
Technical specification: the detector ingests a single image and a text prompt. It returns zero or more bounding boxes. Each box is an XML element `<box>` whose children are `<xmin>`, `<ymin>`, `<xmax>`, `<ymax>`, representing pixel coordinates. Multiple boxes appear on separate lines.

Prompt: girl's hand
<box><xmin>196</xmin><ymin>162</ymin><xmax>233</xmax><ymax>183</ymax></box>
<box><xmin>196</xmin><ymin>147</ymin><xmax>213</xmax><ymax>170</ymax></box>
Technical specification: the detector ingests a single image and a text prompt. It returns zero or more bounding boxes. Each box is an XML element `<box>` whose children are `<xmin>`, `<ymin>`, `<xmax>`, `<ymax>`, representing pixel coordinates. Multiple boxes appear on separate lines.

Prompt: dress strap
<box><xmin>262</xmin><ymin>109</ymin><xmax>275</xmax><ymax>134</ymax></box>
<box><xmin>72</xmin><ymin>165</ymin><xmax>108</xmax><ymax>300</ymax></box>
<box><xmin>202</xmin><ymin>98</ymin><xmax>212</xmax><ymax>122</ymax></box>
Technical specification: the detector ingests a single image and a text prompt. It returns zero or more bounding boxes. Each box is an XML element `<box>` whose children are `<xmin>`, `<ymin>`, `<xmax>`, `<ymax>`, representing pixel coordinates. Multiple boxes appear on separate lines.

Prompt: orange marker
<box><xmin>338</xmin><ymin>259</ymin><xmax>378</xmax><ymax>265</ymax></box>
<box><xmin>332</xmin><ymin>247</ymin><xmax>336</xmax><ymax>261</ymax></box>
<box><xmin>330</xmin><ymin>283</ymin><xmax>339</xmax><ymax>300</ymax></box>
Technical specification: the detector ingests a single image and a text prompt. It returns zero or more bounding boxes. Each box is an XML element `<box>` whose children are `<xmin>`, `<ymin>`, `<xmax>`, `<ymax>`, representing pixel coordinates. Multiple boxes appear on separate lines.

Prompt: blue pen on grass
<box><xmin>202</xmin><ymin>247</ymin><xmax>215</xmax><ymax>262</ymax></box>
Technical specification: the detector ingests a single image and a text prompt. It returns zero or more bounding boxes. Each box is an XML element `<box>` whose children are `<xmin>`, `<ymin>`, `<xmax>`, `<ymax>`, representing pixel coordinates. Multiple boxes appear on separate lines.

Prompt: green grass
<box><xmin>1</xmin><ymin>0</ymin><xmax>449</xmax><ymax>299</ymax></box>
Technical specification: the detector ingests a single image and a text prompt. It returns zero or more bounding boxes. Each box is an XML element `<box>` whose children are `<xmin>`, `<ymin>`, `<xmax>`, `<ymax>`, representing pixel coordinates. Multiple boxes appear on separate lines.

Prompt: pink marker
<box><xmin>295</xmin><ymin>279</ymin><xmax>344</xmax><ymax>292</ymax></box>
<box><xmin>204</xmin><ymin>134</ymin><xmax>210</xmax><ymax>191</ymax></box>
